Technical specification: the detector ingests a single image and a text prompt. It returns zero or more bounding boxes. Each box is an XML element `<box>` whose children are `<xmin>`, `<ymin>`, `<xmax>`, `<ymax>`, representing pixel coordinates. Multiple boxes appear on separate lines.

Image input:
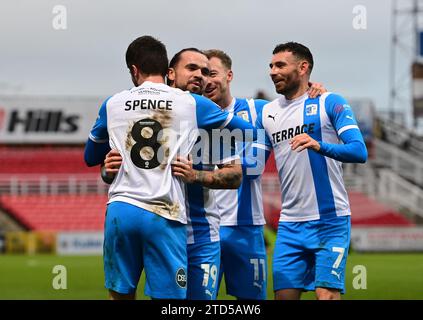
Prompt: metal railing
<box><xmin>342</xmin><ymin>163</ymin><xmax>377</xmax><ymax>197</ymax></box>
<box><xmin>378</xmin><ymin>169</ymin><xmax>423</xmax><ymax>218</ymax></box>
<box><xmin>261</xmin><ymin>161</ymin><xmax>423</xmax><ymax>219</ymax></box>
<box><xmin>377</xmin><ymin>117</ymin><xmax>423</xmax><ymax>157</ymax></box>
<box><xmin>0</xmin><ymin>174</ymin><xmax>108</xmax><ymax>195</ymax></box>
<box><xmin>373</xmin><ymin>139</ymin><xmax>423</xmax><ymax>187</ymax></box>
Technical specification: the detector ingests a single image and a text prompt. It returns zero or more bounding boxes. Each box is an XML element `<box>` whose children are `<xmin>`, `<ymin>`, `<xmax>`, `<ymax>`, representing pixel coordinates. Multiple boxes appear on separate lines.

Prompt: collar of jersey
<box><xmin>279</xmin><ymin>91</ymin><xmax>309</xmax><ymax>107</ymax></box>
<box><xmin>223</xmin><ymin>97</ymin><xmax>236</xmax><ymax>113</ymax></box>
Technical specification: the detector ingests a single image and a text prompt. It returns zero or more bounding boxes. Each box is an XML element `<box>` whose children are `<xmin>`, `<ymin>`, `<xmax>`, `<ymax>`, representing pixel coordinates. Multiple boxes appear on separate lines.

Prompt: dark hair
<box><xmin>273</xmin><ymin>42</ymin><xmax>314</xmax><ymax>74</ymax></box>
<box><xmin>169</xmin><ymin>48</ymin><xmax>206</xmax><ymax>69</ymax></box>
<box><xmin>125</xmin><ymin>35</ymin><xmax>168</xmax><ymax>77</ymax></box>
<box><xmin>204</xmin><ymin>49</ymin><xmax>232</xmax><ymax>70</ymax></box>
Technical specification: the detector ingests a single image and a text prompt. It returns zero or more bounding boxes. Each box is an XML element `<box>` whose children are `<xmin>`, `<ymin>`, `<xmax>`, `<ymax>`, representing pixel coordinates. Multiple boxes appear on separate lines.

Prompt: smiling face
<box><xmin>167</xmin><ymin>50</ymin><xmax>210</xmax><ymax>94</ymax></box>
<box><xmin>204</xmin><ymin>57</ymin><xmax>233</xmax><ymax>106</ymax></box>
<box><xmin>269</xmin><ymin>50</ymin><xmax>303</xmax><ymax>96</ymax></box>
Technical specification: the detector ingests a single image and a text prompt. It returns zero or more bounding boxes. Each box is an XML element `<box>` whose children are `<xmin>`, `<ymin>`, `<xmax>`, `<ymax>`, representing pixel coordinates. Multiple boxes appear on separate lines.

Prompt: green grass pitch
<box><xmin>0</xmin><ymin>230</ymin><xmax>422</xmax><ymax>299</ymax></box>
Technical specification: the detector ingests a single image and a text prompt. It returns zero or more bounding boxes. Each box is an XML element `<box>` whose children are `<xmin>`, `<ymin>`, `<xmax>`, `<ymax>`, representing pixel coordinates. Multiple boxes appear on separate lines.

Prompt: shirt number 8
<box><xmin>130</xmin><ymin>118</ymin><xmax>163</xmax><ymax>169</ymax></box>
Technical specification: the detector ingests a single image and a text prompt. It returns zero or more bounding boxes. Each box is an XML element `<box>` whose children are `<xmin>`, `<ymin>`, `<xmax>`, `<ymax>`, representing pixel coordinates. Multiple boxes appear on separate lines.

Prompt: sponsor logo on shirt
<box><xmin>271</xmin><ymin>123</ymin><xmax>316</xmax><ymax>144</ymax></box>
<box><xmin>176</xmin><ymin>268</ymin><xmax>187</xmax><ymax>288</ymax></box>
<box><xmin>268</xmin><ymin>113</ymin><xmax>277</xmax><ymax>122</ymax></box>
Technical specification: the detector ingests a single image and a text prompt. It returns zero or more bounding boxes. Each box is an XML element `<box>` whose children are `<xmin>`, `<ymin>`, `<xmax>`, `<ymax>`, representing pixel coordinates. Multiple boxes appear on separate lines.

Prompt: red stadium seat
<box><xmin>262</xmin><ymin>189</ymin><xmax>415</xmax><ymax>231</ymax></box>
<box><xmin>348</xmin><ymin>191</ymin><xmax>415</xmax><ymax>226</ymax></box>
<box><xmin>0</xmin><ymin>194</ymin><xmax>108</xmax><ymax>231</ymax></box>
<box><xmin>0</xmin><ymin>146</ymin><xmax>98</xmax><ymax>174</ymax></box>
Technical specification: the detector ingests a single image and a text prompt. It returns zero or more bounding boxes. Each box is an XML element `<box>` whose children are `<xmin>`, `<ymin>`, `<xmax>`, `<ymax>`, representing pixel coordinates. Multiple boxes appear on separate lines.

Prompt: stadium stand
<box><xmin>0</xmin><ymin>146</ymin><xmax>98</xmax><ymax>175</ymax></box>
<box><xmin>263</xmin><ymin>190</ymin><xmax>415</xmax><ymax>232</ymax></box>
<box><xmin>0</xmin><ymin>194</ymin><xmax>107</xmax><ymax>231</ymax></box>
<box><xmin>348</xmin><ymin>191</ymin><xmax>415</xmax><ymax>226</ymax></box>
<box><xmin>0</xmin><ymin>98</ymin><xmax>420</xmax><ymax>238</ymax></box>
<box><xmin>261</xmin><ymin>147</ymin><xmax>418</xmax><ymax>231</ymax></box>
<box><xmin>376</xmin><ymin>117</ymin><xmax>423</xmax><ymax>158</ymax></box>
<box><xmin>0</xmin><ymin>145</ymin><xmax>107</xmax><ymax>232</ymax></box>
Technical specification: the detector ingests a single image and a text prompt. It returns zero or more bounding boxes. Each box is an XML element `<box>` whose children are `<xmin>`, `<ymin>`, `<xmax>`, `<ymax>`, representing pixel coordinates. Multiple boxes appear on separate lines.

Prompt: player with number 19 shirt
<box><xmin>88</xmin><ymin>84</ymin><xmax>255</xmax><ymax>299</ymax></box>
<box><xmin>86</xmin><ymin>36</ymin><xmax>257</xmax><ymax>299</ymax></box>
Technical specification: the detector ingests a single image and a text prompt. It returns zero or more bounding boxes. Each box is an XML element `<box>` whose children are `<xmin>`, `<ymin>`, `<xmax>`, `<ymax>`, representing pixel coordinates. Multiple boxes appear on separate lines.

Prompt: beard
<box><xmin>274</xmin><ymin>73</ymin><xmax>301</xmax><ymax>97</ymax></box>
<box><xmin>177</xmin><ymin>79</ymin><xmax>204</xmax><ymax>94</ymax></box>
<box><xmin>187</xmin><ymin>84</ymin><xmax>204</xmax><ymax>94</ymax></box>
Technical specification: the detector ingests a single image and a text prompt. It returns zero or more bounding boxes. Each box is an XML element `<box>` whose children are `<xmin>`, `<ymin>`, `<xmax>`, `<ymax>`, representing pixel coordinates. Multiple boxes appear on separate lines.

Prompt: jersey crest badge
<box><xmin>237</xmin><ymin>111</ymin><xmax>249</xmax><ymax>122</ymax></box>
<box><xmin>306</xmin><ymin>104</ymin><xmax>318</xmax><ymax>116</ymax></box>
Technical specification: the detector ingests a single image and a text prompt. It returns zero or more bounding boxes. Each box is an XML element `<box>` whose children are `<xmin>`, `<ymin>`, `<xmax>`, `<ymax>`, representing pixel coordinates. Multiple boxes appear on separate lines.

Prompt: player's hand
<box><xmin>307</xmin><ymin>82</ymin><xmax>326</xmax><ymax>98</ymax></box>
<box><xmin>171</xmin><ymin>155</ymin><xmax>197</xmax><ymax>183</ymax></box>
<box><xmin>290</xmin><ymin>133</ymin><xmax>320</xmax><ymax>152</ymax></box>
<box><xmin>104</xmin><ymin>149</ymin><xmax>122</xmax><ymax>174</ymax></box>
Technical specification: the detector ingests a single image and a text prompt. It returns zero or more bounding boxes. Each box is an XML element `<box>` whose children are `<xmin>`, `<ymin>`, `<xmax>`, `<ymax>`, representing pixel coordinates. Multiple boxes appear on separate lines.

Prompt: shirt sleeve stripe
<box><xmin>89</xmin><ymin>133</ymin><xmax>108</xmax><ymax>144</ymax></box>
<box><xmin>247</xmin><ymin>99</ymin><xmax>257</xmax><ymax>125</ymax></box>
<box><xmin>338</xmin><ymin>125</ymin><xmax>359</xmax><ymax>136</ymax></box>
<box><xmin>252</xmin><ymin>142</ymin><xmax>271</xmax><ymax>151</ymax></box>
<box><xmin>218</xmin><ymin>112</ymin><xmax>234</xmax><ymax>129</ymax></box>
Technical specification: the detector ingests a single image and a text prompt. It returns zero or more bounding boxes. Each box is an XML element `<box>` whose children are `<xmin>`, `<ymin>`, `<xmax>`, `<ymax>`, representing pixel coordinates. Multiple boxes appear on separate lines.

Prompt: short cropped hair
<box><xmin>204</xmin><ymin>49</ymin><xmax>232</xmax><ymax>70</ymax></box>
<box><xmin>273</xmin><ymin>42</ymin><xmax>314</xmax><ymax>74</ymax></box>
<box><xmin>126</xmin><ymin>35</ymin><xmax>168</xmax><ymax>77</ymax></box>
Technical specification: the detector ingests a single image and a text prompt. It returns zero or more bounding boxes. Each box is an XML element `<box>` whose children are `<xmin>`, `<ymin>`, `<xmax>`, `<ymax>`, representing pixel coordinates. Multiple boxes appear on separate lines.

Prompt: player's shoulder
<box><xmin>235</xmin><ymin>98</ymin><xmax>269</xmax><ymax>107</ymax></box>
<box><xmin>106</xmin><ymin>88</ymin><xmax>133</xmax><ymax>104</ymax></box>
<box><xmin>251</xmin><ymin>99</ymin><xmax>270</xmax><ymax>115</ymax></box>
<box><xmin>232</xmin><ymin>97</ymin><xmax>248</xmax><ymax>111</ymax></box>
<box><xmin>252</xmin><ymin>98</ymin><xmax>270</xmax><ymax>107</ymax></box>
<box><xmin>320</xmin><ymin>92</ymin><xmax>348</xmax><ymax>105</ymax></box>
<box><xmin>319</xmin><ymin>92</ymin><xmax>351</xmax><ymax>115</ymax></box>
<box><xmin>190</xmin><ymin>93</ymin><xmax>215</xmax><ymax>108</ymax></box>
<box><xmin>255</xmin><ymin>98</ymin><xmax>278</xmax><ymax>126</ymax></box>
<box><xmin>167</xmin><ymin>85</ymin><xmax>194</xmax><ymax>98</ymax></box>
<box><xmin>260</xmin><ymin>97</ymin><xmax>279</xmax><ymax>113</ymax></box>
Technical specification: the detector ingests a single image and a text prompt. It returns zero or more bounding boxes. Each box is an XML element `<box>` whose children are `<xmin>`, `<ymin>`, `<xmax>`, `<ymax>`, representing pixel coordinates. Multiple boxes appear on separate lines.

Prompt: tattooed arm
<box><xmin>172</xmin><ymin>156</ymin><xmax>242</xmax><ymax>189</ymax></box>
<box><xmin>198</xmin><ymin>161</ymin><xmax>242</xmax><ymax>189</ymax></box>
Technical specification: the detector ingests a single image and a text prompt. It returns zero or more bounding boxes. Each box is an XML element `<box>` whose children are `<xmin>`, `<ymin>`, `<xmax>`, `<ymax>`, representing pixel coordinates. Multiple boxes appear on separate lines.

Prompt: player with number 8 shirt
<box><xmin>84</xmin><ymin>36</ymin><xmax>257</xmax><ymax>300</ymax></box>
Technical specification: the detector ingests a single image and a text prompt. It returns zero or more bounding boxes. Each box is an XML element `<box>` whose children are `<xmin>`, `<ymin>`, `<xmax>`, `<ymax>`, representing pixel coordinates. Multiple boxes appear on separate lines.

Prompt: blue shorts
<box><xmin>273</xmin><ymin>216</ymin><xmax>351</xmax><ymax>294</ymax></box>
<box><xmin>219</xmin><ymin>225</ymin><xmax>267</xmax><ymax>299</ymax></box>
<box><xmin>104</xmin><ymin>201</ymin><xmax>187</xmax><ymax>299</ymax></box>
<box><xmin>187</xmin><ymin>241</ymin><xmax>220</xmax><ymax>300</ymax></box>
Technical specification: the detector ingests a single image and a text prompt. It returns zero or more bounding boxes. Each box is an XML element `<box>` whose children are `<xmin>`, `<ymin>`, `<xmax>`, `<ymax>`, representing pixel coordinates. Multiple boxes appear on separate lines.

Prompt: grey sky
<box><xmin>0</xmin><ymin>1</ymin><xmax>412</xmax><ymax>122</ymax></box>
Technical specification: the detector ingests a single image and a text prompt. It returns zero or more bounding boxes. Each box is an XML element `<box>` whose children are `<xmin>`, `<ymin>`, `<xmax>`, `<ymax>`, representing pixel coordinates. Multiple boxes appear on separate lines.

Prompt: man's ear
<box><xmin>299</xmin><ymin>61</ymin><xmax>309</xmax><ymax>76</ymax></box>
<box><xmin>130</xmin><ymin>65</ymin><xmax>139</xmax><ymax>77</ymax></box>
<box><xmin>227</xmin><ymin>70</ymin><xmax>234</xmax><ymax>83</ymax></box>
<box><xmin>167</xmin><ymin>68</ymin><xmax>176</xmax><ymax>81</ymax></box>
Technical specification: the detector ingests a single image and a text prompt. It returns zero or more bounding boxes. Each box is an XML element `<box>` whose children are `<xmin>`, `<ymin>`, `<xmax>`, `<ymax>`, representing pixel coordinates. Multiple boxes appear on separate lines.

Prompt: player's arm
<box><xmin>193</xmin><ymin>94</ymin><xmax>257</xmax><ymax>142</ymax></box>
<box><xmin>84</xmin><ymin>98</ymin><xmax>111</xmax><ymax>166</ymax></box>
<box><xmin>240</xmin><ymin>142</ymin><xmax>271</xmax><ymax>179</ymax></box>
<box><xmin>171</xmin><ymin>156</ymin><xmax>242</xmax><ymax>189</ymax></box>
<box><xmin>308</xmin><ymin>81</ymin><xmax>327</xmax><ymax>98</ymax></box>
<box><xmin>85</xmin><ymin>140</ymin><xmax>111</xmax><ymax>167</ymax></box>
<box><xmin>290</xmin><ymin>131</ymin><xmax>367</xmax><ymax>163</ymax></box>
<box><xmin>239</xmin><ymin>99</ymin><xmax>272</xmax><ymax>179</ymax></box>
<box><xmin>100</xmin><ymin>149</ymin><xmax>122</xmax><ymax>184</ymax></box>
<box><xmin>240</xmin><ymin>106</ymin><xmax>273</xmax><ymax>178</ymax></box>
<box><xmin>319</xmin><ymin>129</ymin><xmax>367</xmax><ymax>163</ymax></box>
<box><xmin>290</xmin><ymin>93</ymin><xmax>367</xmax><ymax>163</ymax></box>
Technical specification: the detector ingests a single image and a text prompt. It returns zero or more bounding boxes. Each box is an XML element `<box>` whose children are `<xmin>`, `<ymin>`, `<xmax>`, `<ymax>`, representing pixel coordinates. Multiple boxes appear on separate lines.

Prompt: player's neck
<box><xmin>137</xmin><ymin>75</ymin><xmax>165</xmax><ymax>86</ymax></box>
<box><xmin>214</xmin><ymin>88</ymin><xmax>233</xmax><ymax>110</ymax></box>
<box><xmin>219</xmin><ymin>94</ymin><xmax>233</xmax><ymax>110</ymax></box>
<box><xmin>284</xmin><ymin>81</ymin><xmax>309</xmax><ymax>101</ymax></box>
